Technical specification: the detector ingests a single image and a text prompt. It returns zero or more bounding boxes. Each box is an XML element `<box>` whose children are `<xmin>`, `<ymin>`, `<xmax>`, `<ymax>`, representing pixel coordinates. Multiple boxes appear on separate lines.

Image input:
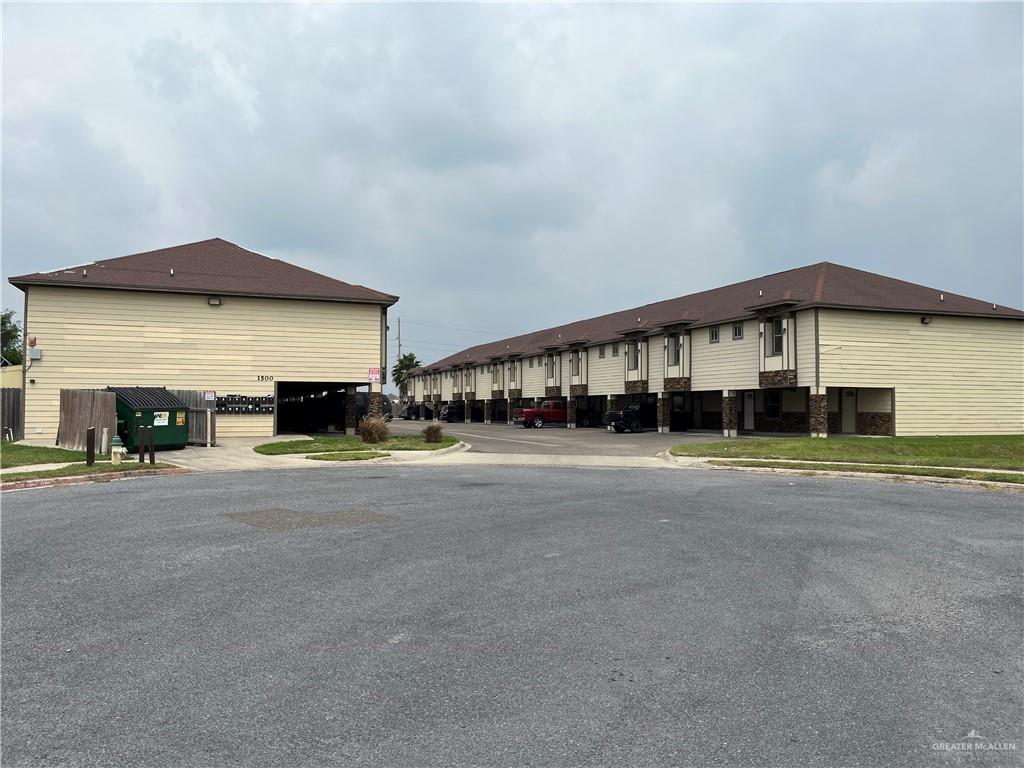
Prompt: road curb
<box><xmin>1</xmin><ymin>467</ymin><xmax>192</xmax><ymax>492</ymax></box>
<box><xmin>658</xmin><ymin>451</ymin><xmax>1023</xmax><ymax>491</ymax></box>
<box><xmin>384</xmin><ymin>441</ymin><xmax>471</xmax><ymax>462</ymax></box>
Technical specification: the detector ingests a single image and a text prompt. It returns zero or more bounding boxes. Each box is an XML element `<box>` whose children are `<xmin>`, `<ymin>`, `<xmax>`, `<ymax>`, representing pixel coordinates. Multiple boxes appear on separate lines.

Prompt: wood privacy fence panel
<box><xmin>168</xmin><ymin>389</ymin><xmax>217</xmax><ymax>446</ymax></box>
<box><xmin>57</xmin><ymin>390</ymin><xmax>116</xmax><ymax>451</ymax></box>
<box><xmin>1</xmin><ymin>388</ymin><xmax>24</xmax><ymax>441</ymax></box>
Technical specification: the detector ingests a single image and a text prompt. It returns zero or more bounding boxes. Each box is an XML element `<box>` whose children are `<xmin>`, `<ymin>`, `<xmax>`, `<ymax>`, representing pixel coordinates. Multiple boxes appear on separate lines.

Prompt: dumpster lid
<box><xmin>106</xmin><ymin>387</ymin><xmax>187</xmax><ymax>409</ymax></box>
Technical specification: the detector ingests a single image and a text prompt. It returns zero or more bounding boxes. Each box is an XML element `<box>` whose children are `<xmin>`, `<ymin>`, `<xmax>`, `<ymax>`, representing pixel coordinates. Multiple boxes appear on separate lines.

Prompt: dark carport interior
<box><xmin>275</xmin><ymin>381</ymin><xmax>348</xmax><ymax>434</ymax></box>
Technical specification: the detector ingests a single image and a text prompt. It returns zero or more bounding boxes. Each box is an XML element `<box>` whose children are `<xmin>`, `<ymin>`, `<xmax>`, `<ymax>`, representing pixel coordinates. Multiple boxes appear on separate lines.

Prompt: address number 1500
<box><xmin>257</xmin><ymin>375</ymin><xmax>274</xmax><ymax>381</ymax></box>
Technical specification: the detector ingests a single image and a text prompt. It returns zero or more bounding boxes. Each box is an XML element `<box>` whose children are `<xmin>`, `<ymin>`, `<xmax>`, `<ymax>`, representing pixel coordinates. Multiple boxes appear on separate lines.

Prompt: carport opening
<box><xmin>276</xmin><ymin>381</ymin><xmax>347</xmax><ymax>435</ymax></box>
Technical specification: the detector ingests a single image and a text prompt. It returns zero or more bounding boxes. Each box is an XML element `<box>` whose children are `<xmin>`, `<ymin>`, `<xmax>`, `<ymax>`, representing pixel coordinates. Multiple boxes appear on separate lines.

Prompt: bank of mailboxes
<box><xmin>216</xmin><ymin>394</ymin><xmax>274</xmax><ymax>414</ymax></box>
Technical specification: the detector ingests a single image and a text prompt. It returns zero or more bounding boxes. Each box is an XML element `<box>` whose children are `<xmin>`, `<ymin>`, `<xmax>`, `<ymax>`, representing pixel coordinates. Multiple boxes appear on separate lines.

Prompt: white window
<box><xmin>529</xmin><ymin>357</ymin><xmax>534</xmax><ymax>368</ymax></box>
<box><xmin>627</xmin><ymin>341</ymin><xmax>639</xmax><ymax>371</ymax></box>
<box><xmin>510</xmin><ymin>363</ymin><xmax>516</xmax><ymax>383</ymax></box>
<box><xmin>612</xmin><ymin>343</ymin><xmax>619</xmax><ymax>357</ymax></box>
<box><xmin>545</xmin><ymin>354</ymin><xmax>554</xmax><ymax>378</ymax></box>
<box><xmin>709</xmin><ymin>326</ymin><xmax>720</xmax><ymax>344</ymax></box>
<box><xmin>767</xmin><ymin>317</ymin><xmax>783</xmax><ymax>356</ymax></box>
<box><xmin>667</xmin><ymin>334</ymin><xmax>680</xmax><ymax>366</ymax></box>
<box><xmin>599</xmin><ymin>345</ymin><xmax>606</xmax><ymax>359</ymax></box>
<box><xmin>732</xmin><ymin>323</ymin><xmax>743</xmax><ymax>340</ymax></box>
<box><xmin>571</xmin><ymin>351</ymin><xmax>580</xmax><ymax>376</ymax></box>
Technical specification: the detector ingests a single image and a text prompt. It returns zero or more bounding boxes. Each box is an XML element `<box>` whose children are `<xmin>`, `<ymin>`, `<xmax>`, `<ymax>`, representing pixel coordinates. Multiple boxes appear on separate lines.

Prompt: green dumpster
<box><xmin>107</xmin><ymin>387</ymin><xmax>189</xmax><ymax>452</ymax></box>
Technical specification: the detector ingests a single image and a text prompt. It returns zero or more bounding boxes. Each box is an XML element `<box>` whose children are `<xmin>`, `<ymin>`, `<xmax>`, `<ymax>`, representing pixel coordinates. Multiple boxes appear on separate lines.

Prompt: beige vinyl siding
<box><xmin>648</xmin><ymin>334</ymin><xmax>664</xmax><ymax>393</ymax></box>
<box><xmin>476</xmin><ymin>365</ymin><xmax>492</xmax><ymax>396</ymax></box>
<box><xmin>795</xmin><ymin>309</ymin><xmax>816</xmax><ymax>388</ymax></box>
<box><xmin>440</xmin><ymin>371</ymin><xmax>453</xmax><ymax>401</ymax></box>
<box><xmin>690</xmin><ymin>319</ymin><xmax>759</xmax><ymax>392</ymax></box>
<box><xmin>586</xmin><ymin>345</ymin><xmax>623</xmax><ymax>396</ymax></box>
<box><xmin>818</xmin><ymin>309</ymin><xmax>1024</xmax><ymax>435</ymax></box>
<box><xmin>23</xmin><ymin>285</ymin><xmax>384</xmax><ymax>439</ymax></box>
<box><xmin>521</xmin><ymin>356</ymin><xmax>545</xmax><ymax>398</ymax></box>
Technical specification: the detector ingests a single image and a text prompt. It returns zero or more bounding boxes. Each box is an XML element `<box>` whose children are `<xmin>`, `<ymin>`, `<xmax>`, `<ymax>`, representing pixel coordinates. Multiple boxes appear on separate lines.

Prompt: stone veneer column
<box><xmin>483</xmin><ymin>400</ymin><xmax>492</xmax><ymax>424</ymax></box>
<box><xmin>566</xmin><ymin>397</ymin><xmax>577</xmax><ymax>429</ymax></box>
<box><xmin>722</xmin><ymin>391</ymin><xmax>738</xmax><ymax>438</ymax></box>
<box><xmin>809</xmin><ymin>390</ymin><xmax>828</xmax><ymax>438</ymax></box>
<box><xmin>657</xmin><ymin>394</ymin><xmax>670</xmax><ymax>434</ymax></box>
<box><xmin>345</xmin><ymin>386</ymin><xmax>358</xmax><ymax>434</ymax></box>
<box><xmin>368</xmin><ymin>392</ymin><xmax>383</xmax><ymax>417</ymax></box>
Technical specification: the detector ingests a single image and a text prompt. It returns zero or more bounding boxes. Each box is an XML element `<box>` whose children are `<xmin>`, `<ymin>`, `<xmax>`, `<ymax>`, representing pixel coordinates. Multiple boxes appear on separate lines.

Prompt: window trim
<box><xmin>732</xmin><ymin>322</ymin><xmax>743</xmax><ymax>340</ymax></box>
<box><xmin>626</xmin><ymin>341</ymin><xmax>639</xmax><ymax>371</ymax></box>
<box><xmin>611</xmin><ymin>343</ymin><xmax>619</xmax><ymax>357</ymax></box>
<box><xmin>667</xmin><ymin>333</ymin><xmax>681</xmax><ymax>366</ymax></box>
<box><xmin>598</xmin><ymin>345</ymin><xmax>606</xmax><ymax>359</ymax></box>
<box><xmin>709</xmin><ymin>326</ymin><xmax>720</xmax><ymax>344</ymax></box>
<box><xmin>766</xmin><ymin>316</ymin><xmax>784</xmax><ymax>357</ymax></box>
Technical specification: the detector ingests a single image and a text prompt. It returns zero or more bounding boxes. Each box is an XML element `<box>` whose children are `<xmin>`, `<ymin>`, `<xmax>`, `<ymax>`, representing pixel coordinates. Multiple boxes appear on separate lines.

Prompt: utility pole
<box><xmin>396</xmin><ymin>317</ymin><xmax>401</xmax><ymax>358</ymax></box>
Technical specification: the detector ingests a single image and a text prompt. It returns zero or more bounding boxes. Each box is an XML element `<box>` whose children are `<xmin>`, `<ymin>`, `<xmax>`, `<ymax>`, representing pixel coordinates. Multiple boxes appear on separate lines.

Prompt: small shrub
<box><xmin>423</xmin><ymin>423</ymin><xmax>444</xmax><ymax>444</ymax></box>
<box><xmin>359</xmin><ymin>415</ymin><xmax>390</xmax><ymax>444</ymax></box>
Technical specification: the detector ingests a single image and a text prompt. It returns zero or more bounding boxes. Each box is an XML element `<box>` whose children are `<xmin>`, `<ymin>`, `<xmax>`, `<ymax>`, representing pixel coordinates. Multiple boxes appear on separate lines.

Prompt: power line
<box><xmin>400</xmin><ymin>319</ymin><xmax>512</xmax><ymax>336</ymax></box>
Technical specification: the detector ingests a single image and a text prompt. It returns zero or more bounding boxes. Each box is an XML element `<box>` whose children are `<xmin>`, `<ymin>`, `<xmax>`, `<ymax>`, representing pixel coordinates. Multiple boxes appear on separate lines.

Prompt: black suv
<box><xmin>439</xmin><ymin>402</ymin><xmax>465</xmax><ymax>423</ymax></box>
<box><xmin>604</xmin><ymin>402</ymin><xmax>649</xmax><ymax>433</ymax></box>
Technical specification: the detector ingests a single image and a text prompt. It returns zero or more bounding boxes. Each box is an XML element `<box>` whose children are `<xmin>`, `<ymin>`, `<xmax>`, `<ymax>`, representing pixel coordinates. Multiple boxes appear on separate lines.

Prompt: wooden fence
<box><xmin>56</xmin><ymin>389</ymin><xmax>116</xmax><ymax>451</ymax></box>
<box><xmin>168</xmin><ymin>389</ymin><xmax>217</xmax><ymax>446</ymax></box>
<box><xmin>1</xmin><ymin>388</ymin><xmax>23</xmax><ymax>441</ymax></box>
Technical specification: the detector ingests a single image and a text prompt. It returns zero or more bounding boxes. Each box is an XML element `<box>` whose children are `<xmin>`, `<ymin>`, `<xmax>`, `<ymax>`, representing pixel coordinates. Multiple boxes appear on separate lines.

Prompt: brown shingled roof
<box><xmin>410</xmin><ymin>261</ymin><xmax>1021</xmax><ymax>374</ymax></box>
<box><xmin>8</xmin><ymin>238</ymin><xmax>398</xmax><ymax>305</ymax></box>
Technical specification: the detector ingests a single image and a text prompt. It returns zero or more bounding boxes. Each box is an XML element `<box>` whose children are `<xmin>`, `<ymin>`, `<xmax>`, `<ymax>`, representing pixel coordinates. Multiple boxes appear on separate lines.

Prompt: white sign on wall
<box><xmin>153</xmin><ymin>411</ymin><xmax>169</xmax><ymax>427</ymax></box>
<box><xmin>368</xmin><ymin>367</ymin><xmax>381</xmax><ymax>383</ymax></box>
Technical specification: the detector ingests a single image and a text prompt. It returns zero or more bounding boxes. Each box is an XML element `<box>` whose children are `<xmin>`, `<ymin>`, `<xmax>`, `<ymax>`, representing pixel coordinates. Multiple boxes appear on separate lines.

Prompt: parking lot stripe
<box><xmin>445</xmin><ymin>430</ymin><xmax>562</xmax><ymax>448</ymax></box>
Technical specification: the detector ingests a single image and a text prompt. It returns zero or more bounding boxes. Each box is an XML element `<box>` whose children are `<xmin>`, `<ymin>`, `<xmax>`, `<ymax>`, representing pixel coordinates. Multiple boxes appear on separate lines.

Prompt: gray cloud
<box><xmin>2</xmin><ymin>3</ymin><xmax>1021</xmax><ymax>369</ymax></box>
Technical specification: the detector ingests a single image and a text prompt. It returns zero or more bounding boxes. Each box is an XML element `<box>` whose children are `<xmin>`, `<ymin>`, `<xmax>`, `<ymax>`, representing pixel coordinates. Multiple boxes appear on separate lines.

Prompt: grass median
<box><xmin>255</xmin><ymin>435</ymin><xmax>457</xmax><ymax>455</ymax></box>
<box><xmin>1</xmin><ymin>442</ymin><xmax>87</xmax><ymax>468</ymax></box>
<box><xmin>671</xmin><ymin>435</ymin><xmax>1023</xmax><ymax>471</ymax></box>
<box><xmin>2</xmin><ymin>462</ymin><xmax>177</xmax><ymax>484</ymax></box>
<box><xmin>707</xmin><ymin>459</ymin><xmax>1024</xmax><ymax>485</ymax></box>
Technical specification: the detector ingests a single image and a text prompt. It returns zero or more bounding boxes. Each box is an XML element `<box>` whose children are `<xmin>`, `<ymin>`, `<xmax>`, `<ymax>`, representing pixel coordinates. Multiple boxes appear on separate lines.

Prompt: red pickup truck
<box><xmin>514</xmin><ymin>399</ymin><xmax>567</xmax><ymax>428</ymax></box>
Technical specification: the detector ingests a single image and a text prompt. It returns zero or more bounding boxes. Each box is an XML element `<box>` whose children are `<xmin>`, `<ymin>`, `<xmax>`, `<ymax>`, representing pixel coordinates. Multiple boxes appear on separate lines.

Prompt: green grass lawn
<box><xmin>2</xmin><ymin>462</ymin><xmax>177</xmax><ymax>484</ymax></box>
<box><xmin>707</xmin><ymin>459</ymin><xmax>1024</xmax><ymax>485</ymax></box>
<box><xmin>0</xmin><ymin>442</ymin><xmax>88</xmax><ymax>469</ymax></box>
<box><xmin>306</xmin><ymin>451</ymin><xmax>390</xmax><ymax>462</ymax></box>
<box><xmin>671</xmin><ymin>435</ymin><xmax>1024</xmax><ymax>470</ymax></box>
<box><xmin>255</xmin><ymin>435</ymin><xmax>458</xmax><ymax>455</ymax></box>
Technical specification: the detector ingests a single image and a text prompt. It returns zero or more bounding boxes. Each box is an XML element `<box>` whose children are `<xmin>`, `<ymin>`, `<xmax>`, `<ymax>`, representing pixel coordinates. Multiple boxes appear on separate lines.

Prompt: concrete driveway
<box><xmin>389</xmin><ymin>419</ymin><xmax>725</xmax><ymax>456</ymax></box>
<box><xmin>2</xmin><ymin>466</ymin><xmax>1020</xmax><ymax>767</ymax></box>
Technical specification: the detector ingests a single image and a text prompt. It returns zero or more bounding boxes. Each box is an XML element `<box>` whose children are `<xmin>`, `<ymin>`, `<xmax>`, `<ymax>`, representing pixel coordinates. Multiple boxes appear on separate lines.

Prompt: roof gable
<box><xmin>8</xmin><ymin>238</ymin><xmax>398</xmax><ymax>305</ymax></box>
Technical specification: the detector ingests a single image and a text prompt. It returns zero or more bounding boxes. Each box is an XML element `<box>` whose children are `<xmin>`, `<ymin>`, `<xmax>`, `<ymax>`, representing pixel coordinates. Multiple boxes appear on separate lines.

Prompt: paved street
<box><xmin>389</xmin><ymin>419</ymin><xmax>725</xmax><ymax>456</ymax></box>
<box><xmin>3</xmin><ymin>467</ymin><xmax>1021</xmax><ymax>767</ymax></box>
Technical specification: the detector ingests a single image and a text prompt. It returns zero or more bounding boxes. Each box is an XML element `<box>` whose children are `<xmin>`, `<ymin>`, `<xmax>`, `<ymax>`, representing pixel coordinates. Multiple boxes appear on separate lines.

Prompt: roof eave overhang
<box><xmin>7</xmin><ymin>278</ymin><xmax>400</xmax><ymax>307</ymax></box>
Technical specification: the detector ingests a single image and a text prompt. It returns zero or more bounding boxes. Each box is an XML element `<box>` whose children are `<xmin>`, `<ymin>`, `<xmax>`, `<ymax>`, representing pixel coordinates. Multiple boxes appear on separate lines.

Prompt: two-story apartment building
<box><xmin>10</xmin><ymin>239</ymin><xmax>397</xmax><ymax>439</ymax></box>
<box><xmin>406</xmin><ymin>263</ymin><xmax>1023</xmax><ymax>437</ymax></box>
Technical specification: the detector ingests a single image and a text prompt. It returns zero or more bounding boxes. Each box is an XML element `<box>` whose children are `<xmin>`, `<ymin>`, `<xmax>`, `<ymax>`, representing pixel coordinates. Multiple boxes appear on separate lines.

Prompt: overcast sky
<box><xmin>3</xmin><ymin>2</ymin><xmax>1021</xmax><ymax>373</ymax></box>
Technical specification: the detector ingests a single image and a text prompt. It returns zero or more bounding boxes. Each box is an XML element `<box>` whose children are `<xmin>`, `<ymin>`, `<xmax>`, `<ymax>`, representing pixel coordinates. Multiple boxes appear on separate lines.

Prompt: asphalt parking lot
<box><xmin>390</xmin><ymin>418</ymin><xmax>724</xmax><ymax>455</ymax></box>
<box><xmin>3</xmin><ymin>466</ymin><xmax>1020</xmax><ymax>767</ymax></box>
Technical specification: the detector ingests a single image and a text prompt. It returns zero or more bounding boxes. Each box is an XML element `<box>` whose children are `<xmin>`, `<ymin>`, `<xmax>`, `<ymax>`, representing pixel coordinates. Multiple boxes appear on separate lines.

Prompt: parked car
<box><xmin>604</xmin><ymin>402</ymin><xmax>650</xmax><ymax>433</ymax></box>
<box><xmin>399</xmin><ymin>402</ymin><xmax>419</xmax><ymax>420</ymax></box>
<box><xmin>355</xmin><ymin>392</ymin><xmax>393</xmax><ymax>422</ymax></box>
<box><xmin>516</xmin><ymin>399</ymin><xmax>567</xmax><ymax>428</ymax></box>
<box><xmin>439</xmin><ymin>402</ymin><xmax>465</xmax><ymax>422</ymax></box>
